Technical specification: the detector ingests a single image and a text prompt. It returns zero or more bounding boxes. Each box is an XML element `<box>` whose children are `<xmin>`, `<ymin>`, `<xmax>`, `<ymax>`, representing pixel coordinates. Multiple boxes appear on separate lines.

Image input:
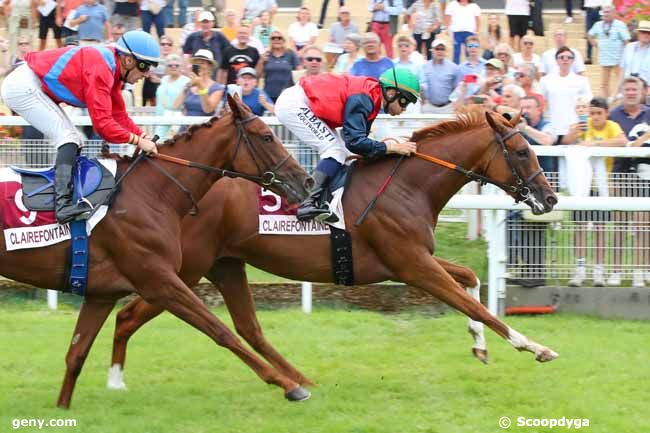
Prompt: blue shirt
<box><xmin>419</xmin><ymin>59</ymin><xmax>461</xmax><ymax>104</ymax></box>
<box><xmin>620</xmin><ymin>41</ymin><xmax>650</xmax><ymax>84</ymax></box>
<box><xmin>182</xmin><ymin>31</ymin><xmax>231</xmax><ymax>68</ymax></box>
<box><xmin>459</xmin><ymin>58</ymin><xmax>486</xmax><ymax>79</ymax></box>
<box><xmin>349</xmin><ymin>57</ymin><xmax>394</xmax><ymax>79</ymax></box>
<box><xmin>242</xmin><ymin>88</ymin><xmax>271</xmax><ymax>116</ymax></box>
<box><xmin>263</xmin><ymin>49</ymin><xmax>300</xmax><ymax>101</ymax></box>
<box><xmin>183</xmin><ymin>82</ymin><xmax>224</xmax><ymax>117</ymax></box>
<box><xmin>368</xmin><ymin>0</ymin><xmax>404</xmax><ymax>22</ymax></box>
<box><xmin>73</xmin><ymin>3</ymin><xmax>108</xmax><ymax>41</ymax></box>
<box><xmin>588</xmin><ymin>19</ymin><xmax>630</xmax><ymax>66</ymax></box>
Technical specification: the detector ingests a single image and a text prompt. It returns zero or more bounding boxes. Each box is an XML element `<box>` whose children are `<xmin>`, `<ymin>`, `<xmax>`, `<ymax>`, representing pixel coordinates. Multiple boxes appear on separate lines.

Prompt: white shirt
<box><xmin>540</xmin><ymin>72</ymin><xmax>592</xmax><ymax>135</ymax></box>
<box><xmin>540</xmin><ymin>47</ymin><xmax>585</xmax><ymax>75</ymax></box>
<box><xmin>512</xmin><ymin>52</ymin><xmax>542</xmax><ymax>71</ymax></box>
<box><xmin>505</xmin><ymin>0</ymin><xmax>529</xmax><ymax>16</ymax></box>
<box><xmin>288</xmin><ymin>21</ymin><xmax>319</xmax><ymax>47</ymax></box>
<box><xmin>583</xmin><ymin>0</ymin><xmax>603</xmax><ymax>7</ymax></box>
<box><xmin>445</xmin><ymin>1</ymin><xmax>481</xmax><ymax>33</ymax></box>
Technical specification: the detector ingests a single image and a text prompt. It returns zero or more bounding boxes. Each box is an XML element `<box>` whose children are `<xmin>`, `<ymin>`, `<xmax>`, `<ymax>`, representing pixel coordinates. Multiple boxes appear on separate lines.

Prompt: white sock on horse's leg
<box><xmin>466</xmin><ymin>278</ymin><xmax>486</xmax><ymax>351</ymax></box>
<box><xmin>107</xmin><ymin>364</ymin><xmax>127</xmax><ymax>390</ymax></box>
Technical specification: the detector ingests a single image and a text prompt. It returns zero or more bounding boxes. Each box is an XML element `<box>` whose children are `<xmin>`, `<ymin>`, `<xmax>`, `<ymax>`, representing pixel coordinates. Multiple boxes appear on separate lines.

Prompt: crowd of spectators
<box><xmin>0</xmin><ymin>1</ymin><xmax>650</xmax><ymax>285</ymax></box>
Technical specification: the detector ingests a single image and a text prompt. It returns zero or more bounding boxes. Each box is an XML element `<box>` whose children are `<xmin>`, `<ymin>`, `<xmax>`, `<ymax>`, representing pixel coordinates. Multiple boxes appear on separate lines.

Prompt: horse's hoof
<box><xmin>107</xmin><ymin>364</ymin><xmax>127</xmax><ymax>390</ymax></box>
<box><xmin>472</xmin><ymin>348</ymin><xmax>489</xmax><ymax>364</ymax></box>
<box><xmin>285</xmin><ymin>386</ymin><xmax>311</xmax><ymax>402</ymax></box>
<box><xmin>535</xmin><ymin>348</ymin><xmax>559</xmax><ymax>363</ymax></box>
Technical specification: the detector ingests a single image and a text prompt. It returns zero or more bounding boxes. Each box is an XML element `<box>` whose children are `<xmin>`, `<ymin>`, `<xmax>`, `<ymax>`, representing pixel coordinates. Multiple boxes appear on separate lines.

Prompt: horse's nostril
<box><xmin>546</xmin><ymin>195</ymin><xmax>558</xmax><ymax>206</ymax></box>
<box><xmin>304</xmin><ymin>177</ymin><xmax>314</xmax><ymax>191</ymax></box>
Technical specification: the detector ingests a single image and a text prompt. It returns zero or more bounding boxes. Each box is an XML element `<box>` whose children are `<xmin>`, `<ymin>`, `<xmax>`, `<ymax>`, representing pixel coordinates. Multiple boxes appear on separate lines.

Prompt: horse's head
<box><xmin>226</xmin><ymin>94</ymin><xmax>312</xmax><ymax>204</ymax></box>
<box><xmin>484</xmin><ymin>111</ymin><xmax>557</xmax><ymax>214</ymax></box>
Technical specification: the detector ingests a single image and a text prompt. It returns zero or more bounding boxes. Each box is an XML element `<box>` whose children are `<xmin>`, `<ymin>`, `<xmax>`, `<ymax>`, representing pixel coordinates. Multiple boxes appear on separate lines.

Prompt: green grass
<box><xmin>1</xmin><ymin>302</ymin><xmax>648</xmax><ymax>433</ymax></box>
<box><xmin>246</xmin><ymin>221</ymin><xmax>488</xmax><ymax>283</ymax></box>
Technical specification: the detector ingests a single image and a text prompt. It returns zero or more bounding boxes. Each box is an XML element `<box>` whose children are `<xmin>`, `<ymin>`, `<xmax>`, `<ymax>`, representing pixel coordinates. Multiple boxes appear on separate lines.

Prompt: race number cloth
<box><xmin>257</xmin><ymin>186</ymin><xmax>346</xmax><ymax>234</ymax></box>
<box><xmin>0</xmin><ymin>159</ymin><xmax>116</xmax><ymax>251</ymax></box>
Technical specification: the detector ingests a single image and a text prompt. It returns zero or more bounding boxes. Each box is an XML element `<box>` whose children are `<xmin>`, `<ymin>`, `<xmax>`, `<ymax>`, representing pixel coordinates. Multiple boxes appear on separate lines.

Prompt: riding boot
<box><xmin>54</xmin><ymin>143</ymin><xmax>91</xmax><ymax>224</ymax></box>
<box><xmin>296</xmin><ymin>170</ymin><xmax>336</xmax><ymax>222</ymax></box>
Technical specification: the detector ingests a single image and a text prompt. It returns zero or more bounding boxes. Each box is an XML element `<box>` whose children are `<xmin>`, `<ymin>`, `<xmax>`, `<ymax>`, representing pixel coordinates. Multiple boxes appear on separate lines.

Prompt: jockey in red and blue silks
<box><xmin>0</xmin><ymin>30</ymin><xmax>160</xmax><ymax>224</ymax></box>
<box><xmin>275</xmin><ymin>67</ymin><xmax>420</xmax><ymax>222</ymax></box>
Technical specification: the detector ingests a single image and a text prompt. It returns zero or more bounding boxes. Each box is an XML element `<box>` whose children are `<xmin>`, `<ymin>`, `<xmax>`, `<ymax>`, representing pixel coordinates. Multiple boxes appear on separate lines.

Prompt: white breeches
<box><xmin>1</xmin><ymin>63</ymin><xmax>83</xmax><ymax>149</ymax></box>
<box><xmin>275</xmin><ymin>84</ymin><xmax>351</xmax><ymax>165</ymax></box>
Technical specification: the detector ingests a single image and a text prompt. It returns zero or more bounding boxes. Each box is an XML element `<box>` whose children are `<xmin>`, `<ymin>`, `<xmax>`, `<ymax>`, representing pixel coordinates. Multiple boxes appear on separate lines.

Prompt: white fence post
<box><xmin>47</xmin><ymin>289</ymin><xmax>57</xmax><ymax>310</ymax></box>
<box><xmin>301</xmin><ymin>282</ymin><xmax>312</xmax><ymax>313</ymax></box>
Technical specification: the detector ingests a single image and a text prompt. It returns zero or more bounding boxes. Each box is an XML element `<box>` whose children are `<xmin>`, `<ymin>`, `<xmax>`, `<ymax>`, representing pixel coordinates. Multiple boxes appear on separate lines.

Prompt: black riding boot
<box><xmin>296</xmin><ymin>170</ymin><xmax>336</xmax><ymax>222</ymax></box>
<box><xmin>54</xmin><ymin>143</ymin><xmax>91</xmax><ymax>224</ymax></box>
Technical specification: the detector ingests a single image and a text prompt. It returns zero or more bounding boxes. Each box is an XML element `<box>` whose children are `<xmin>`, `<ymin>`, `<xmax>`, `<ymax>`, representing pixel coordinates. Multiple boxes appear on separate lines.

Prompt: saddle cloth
<box><xmin>257</xmin><ymin>165</ymin><xmax>350</xmax><ymax>235</ymax></box>
<box><xmin>0</xmin><ymin>158</ymin><xmax>117</xmax><ymax>251</ymax></box>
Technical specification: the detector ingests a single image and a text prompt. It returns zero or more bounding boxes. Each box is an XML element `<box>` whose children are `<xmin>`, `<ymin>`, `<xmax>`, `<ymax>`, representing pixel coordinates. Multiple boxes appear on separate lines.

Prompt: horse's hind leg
<box><xmin>138</xmin><ymin>274</ymin><xmax>310</xmax><ymax>401</ymax></box>
<box><xmin>434</xmin><ymin>256</ymin><xmax>487</xmax><ymax>364</ymax></box>
<box><xmin>57</xmin><ymin>298</ymin><xmax>116</xmax><ymax>409</ymax></box>
<box><xmin>208</xmin><ymin>258</ymin><xmax>315</xmax><ymax>386</ymax></box>
<box><xmin>108</xmin><ymin>297</ymin><xmax>164</xmax><ymax>390</ymax></box>
<box><xmin>391</xmin><ymin>250</ymin><xmax>558</xmax><ymax>362</ymax></box>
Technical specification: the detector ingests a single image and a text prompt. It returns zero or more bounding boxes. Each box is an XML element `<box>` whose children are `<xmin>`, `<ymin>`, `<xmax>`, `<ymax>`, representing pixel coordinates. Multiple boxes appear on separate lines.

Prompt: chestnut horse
<box><xmin>107</xmin><ymin>109</ymin><xmax>559</xmax><ymax>395</ymax></box>
<box><xmin>0</xmin><ymin>96</ymin><xmax>313</xmax><ymax>408</ymax></box>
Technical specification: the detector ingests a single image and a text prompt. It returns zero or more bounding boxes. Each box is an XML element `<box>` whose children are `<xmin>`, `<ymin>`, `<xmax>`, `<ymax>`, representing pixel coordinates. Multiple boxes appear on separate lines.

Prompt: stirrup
<box><xmin>314</xmin><ymin>202</ymin><xmax>338</xmax><ymax>223</ymax></box>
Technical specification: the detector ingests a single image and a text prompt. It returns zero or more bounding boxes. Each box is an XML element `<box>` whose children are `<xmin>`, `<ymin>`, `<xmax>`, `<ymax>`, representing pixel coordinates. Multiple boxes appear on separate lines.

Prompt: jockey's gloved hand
<box><xmin>129</xmin><ymin>133</ymin><xmax>158</xmax><ymax>154</ymax></box>
<box><xmin>385</xmin><ymin>139</ymin><xmax>417</xmax><ymax>156</ymax></box>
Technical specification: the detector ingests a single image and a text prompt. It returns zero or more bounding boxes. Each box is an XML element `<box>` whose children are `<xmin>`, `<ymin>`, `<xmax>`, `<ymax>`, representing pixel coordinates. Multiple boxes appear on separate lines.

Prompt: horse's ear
<box><xmin>227</xmin><ymin>92</ymin><xmax>244</xmax><ymax>119</ymax></box>
<box><xmin>509</xmin><ymin>110</ymin><xmax>522</xmax><ymax>128</ymax></box>
<box><xmin>485</xmin><ymin>110</ymin><xmax>502</xmax><ymax>132</ymax></box>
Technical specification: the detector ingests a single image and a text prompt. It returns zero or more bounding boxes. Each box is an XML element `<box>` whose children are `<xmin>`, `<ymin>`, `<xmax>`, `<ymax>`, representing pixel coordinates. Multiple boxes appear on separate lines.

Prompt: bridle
<box><xmin>114</xmin><ymin>113</ymin><xmax>293</xmax><ymax>215</ymax></box>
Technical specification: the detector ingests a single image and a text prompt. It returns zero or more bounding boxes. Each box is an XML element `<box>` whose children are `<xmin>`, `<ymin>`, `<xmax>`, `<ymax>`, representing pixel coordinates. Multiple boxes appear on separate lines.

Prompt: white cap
<box><xmin>432</xmin><ymin>39</ymin><xmax>449</xmax><ymax>48</ymax></box>
<box><xmin>190</xmin><ymin>49</ymin><xmax>217</xmax><ymax>66</ymax></box>
<box><xmin>198</xmin><ymin>10</ymin><xmax>215</xmax><ymax>22</ymax></box>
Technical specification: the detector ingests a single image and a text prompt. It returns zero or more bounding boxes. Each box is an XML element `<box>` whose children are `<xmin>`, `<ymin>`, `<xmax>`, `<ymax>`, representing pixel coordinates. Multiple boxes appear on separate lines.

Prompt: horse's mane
<box><xmin>410</xmin><ymin>106</ymin><xmax>490</xmax><ymax>143</ymax></box>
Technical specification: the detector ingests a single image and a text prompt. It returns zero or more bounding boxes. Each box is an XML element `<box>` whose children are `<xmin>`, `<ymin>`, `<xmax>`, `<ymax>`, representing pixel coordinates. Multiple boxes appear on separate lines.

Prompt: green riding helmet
<box><xmin>379</xmin><ymin>67</ymin><xmax>421</xmax><ymax>105</ymax></box>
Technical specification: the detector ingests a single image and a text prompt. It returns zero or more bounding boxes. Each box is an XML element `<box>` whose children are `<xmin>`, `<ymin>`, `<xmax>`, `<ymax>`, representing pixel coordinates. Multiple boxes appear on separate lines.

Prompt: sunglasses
<box><xmin>18</xmin><ymin>42</ymin><xmax>30</xmax><ymax>46</ymax></box>
<box><xmin>271</xmin><ymin>36</ymin><xmax>284</xmax><ymax>40</ymax></box>
<box><xmin>523</xmin><ymin>41</ymin><xmax>534</xmax><ymax>45</ymax></box>
<box><xmin>434</xmin><ymin>46</ymin><xmax>446</xmax><ymax>51</ymax></box>
<box><xmin>467</xmin><ymin>43</ymin><xmax>480</xmax><ymax>48</ymax></box>
<box><xmin>557</xmin><ymin>55</ymin><xmax>574</xmax><ymax>60</ymax></box>
<box><xmin>167</xmin><ymin>64</ymin><xmax>180</xmax><ymax>68</ymax></box>
<box><xmin>161</xmin><ymin>42</ymin><xmax>173</xmax><ymax>46</ymax></box>
<box><xmin>398</xmin><ymin>43</ymin><xmax>411</xmax><ymax>48</ymax></box>
<box><xmin>496</xmin><ymin>52</ymin><xmax>510</xmax><ymax>57</ymax></box>
<box><xmin>305</xmin><ymin>57</ymin><xmax>322</xmax><ymax>62</ymax></box>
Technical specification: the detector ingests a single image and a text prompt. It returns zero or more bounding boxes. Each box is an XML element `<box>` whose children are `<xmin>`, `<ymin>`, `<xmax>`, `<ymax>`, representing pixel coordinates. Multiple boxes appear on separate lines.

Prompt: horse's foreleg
<box><xmin>393</xmin><ymin>251</ymin><xmax>558</xmax><ymax>362</ymax></box>
<box><xmin>138</xmin><ymin>275</ymin><xmax>310</xmax><ymax>402</ymax></box>
<box><xmin>208</xmin><ymin>258</ymin><xmax>315</xmax><ymax>386</ymax></box>
<box><xmin>434</xmin><ymin>257</ymin><xmax>487</xmax><ymax>363</ymax></box>
<box><xmin>57</xmin><ymin>298</ymin><xmax>116</xmax><ymax>409</ymax></box>
<box><xmin>108</xmin><ymin>297</ymin><xmax>164</xmax><ymax>390</ymax></box>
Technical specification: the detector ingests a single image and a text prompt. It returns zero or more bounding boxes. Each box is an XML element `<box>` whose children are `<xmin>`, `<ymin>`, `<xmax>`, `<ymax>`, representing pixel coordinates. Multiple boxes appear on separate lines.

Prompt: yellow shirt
<box><xmin>586</xmin><ymin>119</ymin><xmax>624</xmax><ymax>172</ymax></box>
<box><xmin>221</xmin><ymin>27</ymin><xmax>238</xmax><ymax>42</ymax></box>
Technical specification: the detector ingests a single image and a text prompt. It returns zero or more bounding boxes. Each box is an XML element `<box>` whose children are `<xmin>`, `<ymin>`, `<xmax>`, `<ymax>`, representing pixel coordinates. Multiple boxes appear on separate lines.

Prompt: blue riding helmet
<box><xmin>115</xmin><ymin>30</ymin><xmax>162</xmax><ymax>68</ymax></box>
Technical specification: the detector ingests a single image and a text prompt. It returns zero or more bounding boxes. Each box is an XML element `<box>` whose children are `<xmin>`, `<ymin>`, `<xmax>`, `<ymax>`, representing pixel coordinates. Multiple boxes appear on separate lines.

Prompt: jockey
<box><xmin>275</xmin><ymin>67</ymin><xmax>419</xmax><ymax>222</ymax></box>
<box><xmin>0</xmin><ymin>30</ymin><xmax>161</xmax><ymax>225</ymax></box>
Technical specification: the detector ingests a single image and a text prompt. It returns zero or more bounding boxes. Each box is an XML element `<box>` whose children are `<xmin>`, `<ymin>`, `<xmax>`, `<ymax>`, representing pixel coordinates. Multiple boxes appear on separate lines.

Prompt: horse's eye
<box><xmin>263</xmin><ymin>135</ymin><xmax>273</xmax><ymax>143</ymax></box>
<box><xmin>516</xmin><ymin>149</ymin><xmax>528</xmax><ymax>158</ymax></box>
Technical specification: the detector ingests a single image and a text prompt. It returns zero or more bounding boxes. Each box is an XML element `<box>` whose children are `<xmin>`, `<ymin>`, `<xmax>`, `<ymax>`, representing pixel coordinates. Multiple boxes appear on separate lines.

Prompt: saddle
<box><xmin>11</xmin><ymin>156</ymin><xmax>116</xmax><ymax>213</ymax></box>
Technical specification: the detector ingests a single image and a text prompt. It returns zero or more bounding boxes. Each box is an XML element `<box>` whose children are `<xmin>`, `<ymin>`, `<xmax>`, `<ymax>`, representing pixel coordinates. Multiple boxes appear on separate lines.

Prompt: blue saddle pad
<box><xmin>10</xmin><ymin>157</ymin><xmax>115</xmax><ymax>211</ymax></box>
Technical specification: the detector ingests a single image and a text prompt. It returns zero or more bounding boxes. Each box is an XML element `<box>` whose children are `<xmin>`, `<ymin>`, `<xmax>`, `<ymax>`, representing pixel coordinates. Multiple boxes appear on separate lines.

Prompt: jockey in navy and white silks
<box><xmin>0</xmin><ymin>30</ymin><xmax>160</xmax><ymax>224</ymax></box>
<box><xmin>275</xmin><ymin>67</ymin><xmax>421</xmax><ymax>222</ymax></box>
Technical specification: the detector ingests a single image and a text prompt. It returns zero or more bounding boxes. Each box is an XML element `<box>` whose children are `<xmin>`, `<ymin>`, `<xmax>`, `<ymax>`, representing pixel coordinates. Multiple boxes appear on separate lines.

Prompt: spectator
<box><xmin>393</xmin><ymin>34</ymin><xmax>425</xmax><ymax>74</ymax></box>
<box><xmin>588</xmin><ymin>4</ymin><xmax>630</xmax><ymax>98</ymax></box>
<box><xmin>235</xmin><ymin>20</ymin><xmax>266</xmax><ymax>56</ymax></box>
<box><xmin>493</xmin><ymin>42</ymin><xmax>515</xmax><ymax>79</ymax></box>
<box><xmin>406</xmin><ymin>0</ymin><xmax>440</xmax><ymax>60</ymax></box>
<box><xmin>512</xmin><ymin>34</ymin><xmax>541</xmax><ymax>72</ymax></box>
<box><xmin>68</xmin><ymin>0</ymin><xmax>110</xmax><ymax>45</ymax></box>
<box><xmin>329</xmin><ymin>6</ymin><xmax>359</xmax><ymax>49</ymax></box>
<box><xmin>35</xmin><ymin>0</ymin><xmax>63</xmax><ymax>50</ymax></box>
<box><xmin>349</xmin><ymin>32</ymin><xmax>394</xmax><ymax>79</ymax></box>
<box><xmin>507</xmin><ymin>94</ymin><xmax>558</xmax><ymax>288</ymax></box>
<box><xmin>482</xmin><ymin>13</ymin><xmax>501</xmax><ymax>60</ymax></box>
<box><xmin>10</xmin><ymin>35</ymin><xmax>33</xmax><ymax>67</ymax></box>
<box><xmin>444</xmin><ymin>0</ymin><xmax>481</xmax><ymax>64</ymax></box>
<box><xmin>368</xmin><ymin>0</ymin><xmax>404</xmax><ymax>58</ymax></box>
<box><xmin>56</xmin><ymin>0</ymin><xmax>84</xmax><ymax>38</ymax></box>
<box><xmin>620</xmin><ymin>20</ymin><xmax>650</xmax><ymax>86</ymax></box>
<box><xmin>334</xmin><ymin>33</ymin><xmax>361</xmax><ymax>74</ymax></box>
<box><xmin>3</xmin><ymin>0</ymin><xmax>33</xmax><ymax>54</ymax></box>
<box><xmin>111</xmin><ymin>0</ymin><xmax>140</xmax><ymax>31</ymax></box>
<box><xmin>155</xmin><ymin>54</ymin><xmax>189</xmax><ymax>138</ymax></box>
<box><xmin>140</xmin><ymin>0</ymin><xmax>166</xmax><ymax>39</ymax></box>
<box><xmin>220</xmin><ymin>9</ymin><xmax>239</xmax><ymax>42</ymax></box>
<box><xmin>261</xmin><ymin>30</ymin><xmax>300</xmax><ymax>103</ymax></box>
<box><xmin>219</xmin><ymin>24</ymin><xmax>261</xmax><ymax>84</ymax></box>
<box><xmin>583</xmin><ymin>0</ymin><xmax>602</xmax><ymax>65</ymax></box>
<box><xmin>419</xmin><ymin>38</ymin><xmax>461</xmax><ymax>113</ymax></box>
<box><xmin>179</xmin><ymin>9</ymin><xmax>200</xmax><ymax>47</ymax></box>
<box><xmin>459</xmin><ymin>34</ymin><xmax>485</xmax><ymax>77</ymax></box>
<box><xmin>243</xmin><ymin>0</ymin><xmax>277</xmax><ymax>27</ymax></box>
<box><xmin>541</xmin><ymin>29</ymin><xmax>586</xmax><ymax>76</ymax></box>
<box><xmin>288</xmin><ymin>6</ymin><xmax>319</xmax><ymax>55</ymax></box>
<box><xmin>505</xmin><ymin>0</ymin><xmax>529</xmax><ymax>52</ymax></box>
<box><xmin>253</xmin><ymin>10</ymin><xmax>276</xmax><ymax>49</ymax></box>
<box><xmin>515</xmin><ymin>63</ymin><xmax>544</xmax><ymax>108</ymax></box>
<box><xmin>301</xmin><ymin>45</ymin><xmax>325</xmax><ymax>77</ymax></box>
<box><xmin>182</xmin><ymin>10</ymin><xmax>230</xmax><ymax>68</ymax></box>
<box><xmin>237</xmin><ymin>67</ymin><xmax>274</xmax><ymax>115</ymax></box>
<box><xmin>163</xmin><ymin>0</ymin><xmax>186</xmax><ymax>28</ymax></box>
<box><xmin>541</xmin><ymin>46</ymin><xmax>592</xmax><ymax>143</ymax></box>
<box><xmin>501</xmin><ymin>83</ymin><xmax>525</xmax><ymax>109</ymax></box>
<box><xmin>109</xmin><ymin>22</ymin><xmax>126</xmax><ymax>42</ymax></box>
<box><xmin>174</xmin><ymin>49</ymin><xmax>224</xmax><ymax>129</ymax></box>
<box><xmin>143</xmin><ymin>34</ymin><xmax>174</xmax><ymax>106</ymax></box>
